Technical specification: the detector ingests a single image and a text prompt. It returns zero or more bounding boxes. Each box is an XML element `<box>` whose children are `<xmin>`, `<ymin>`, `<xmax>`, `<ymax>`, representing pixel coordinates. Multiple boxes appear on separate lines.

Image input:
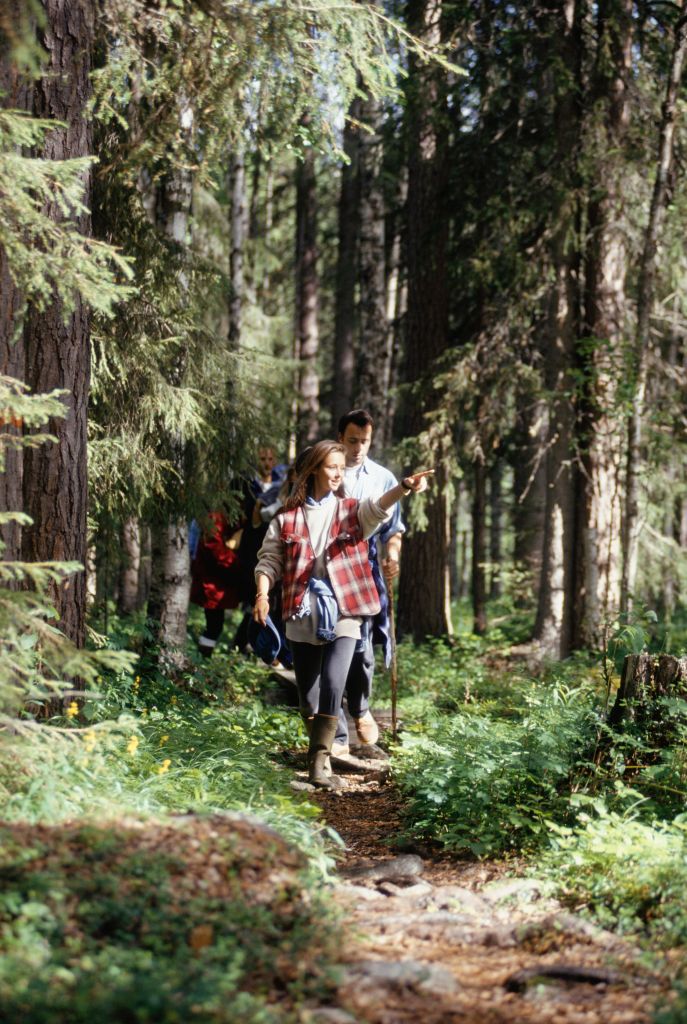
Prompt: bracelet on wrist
<box><xmin>401</xmin><ymin>477</ymin><xmax>413</xmax><ymax>495</ymax></box>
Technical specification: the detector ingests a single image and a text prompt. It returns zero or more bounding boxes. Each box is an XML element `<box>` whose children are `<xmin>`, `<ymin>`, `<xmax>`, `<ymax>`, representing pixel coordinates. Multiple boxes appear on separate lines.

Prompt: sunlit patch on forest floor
<box><xmin>304</xmin><ymin>708</ymin><xmax>667</xmax><ymax>1024</ymax></box>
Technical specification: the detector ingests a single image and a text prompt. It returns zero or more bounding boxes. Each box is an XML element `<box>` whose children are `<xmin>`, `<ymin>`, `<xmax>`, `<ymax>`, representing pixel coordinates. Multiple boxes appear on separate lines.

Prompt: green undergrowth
<box><xmin>387</xmin><ymin>609</ymin><xmax>687</xmax><ymax>973</ymax></box>
<box><xmin>0</xmin><ymin>816</ymin><xmax>340</xmax><ymax>1023</ymax></box>
<box><xmin>1</xmin><ymin>633</ymin><xmax>336</xmax><ymax>871</ymax></box>
<box><xmin>0</xmin><ymin>612</ymin><xmax>346</xmax><ymax>1022</ymax></box>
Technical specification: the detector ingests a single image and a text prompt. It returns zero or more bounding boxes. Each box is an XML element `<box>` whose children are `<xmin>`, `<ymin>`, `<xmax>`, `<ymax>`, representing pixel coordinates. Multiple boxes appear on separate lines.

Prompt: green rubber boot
<box><xmin>307</xmin><ymin>714</ymin><xmax>340</xmax><ymax>790</ymax></box>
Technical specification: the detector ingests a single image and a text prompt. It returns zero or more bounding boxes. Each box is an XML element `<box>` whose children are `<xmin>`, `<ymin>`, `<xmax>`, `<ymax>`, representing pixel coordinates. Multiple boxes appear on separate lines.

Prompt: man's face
<box><xmin>257</xmin><ymin>448</ymin><xmax>276</xmax><ymax>478</ymax></box>
<box><xmin>339</xmin><ymin>423</ymin><xmax>373</xmax><ymax>467</ymax></box>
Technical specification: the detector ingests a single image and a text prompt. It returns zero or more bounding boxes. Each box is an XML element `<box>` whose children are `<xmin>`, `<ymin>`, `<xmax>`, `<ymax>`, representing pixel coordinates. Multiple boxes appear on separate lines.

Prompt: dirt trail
<box><xmin>294</xmin><ymin>715</ymin><xmax>667</xmax><ymax>1024</ymax></box>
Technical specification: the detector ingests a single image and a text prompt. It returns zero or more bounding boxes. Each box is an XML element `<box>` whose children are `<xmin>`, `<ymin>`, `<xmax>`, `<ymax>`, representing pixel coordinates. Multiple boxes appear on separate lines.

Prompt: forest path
<box><xmin>294</xmin><ymin>710</ymin><xmax>666</xmax><ymax>1024</ymax></box>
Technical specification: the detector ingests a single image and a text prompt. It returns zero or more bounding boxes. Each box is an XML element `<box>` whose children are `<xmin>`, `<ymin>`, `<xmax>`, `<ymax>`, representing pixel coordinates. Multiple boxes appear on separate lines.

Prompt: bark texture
<box><xmin>357</xmin><ymin>36</ymin><xmax>389</xmax><ymax>429</ymax></box>
<box><xmin>0</xmin><ymin>15</ymin><xmax>32</xmax><ymax>563</ymax></box>
<box><xmin>117</xmin><ymin>517</ymin><xmax>141</xmax><ymax>615</ymax></box>
<box><xmin>228</xmin><ymin>144</ymin><xmax>246</xmax><ymax>345</ymax></box>
<box><xmin>295</xmin><ymin>137</ymin><xmax>320</xmax><ymax>448</ymax></box>
<box><xmin>21</xmin><ymin>0</ymin><xmax>95</xmax><ymax>646</ymax></box>
<box><xmin>621</xmin><ymin>3</ymin><xmax>687</xmax><ymax>612</ymax></box>
<box><xmin>533</xmin><ymin>0</ymin><xmax>582</xmax><ymax>659</ymax></box>
<box><xmin>332</xmin><ymin>96</ymin><xmax>361</xmax><ymax>430</ymax></box>
<box><xmin>575</xmin><ymin>0</ymin><xmax>633</xmax><ymax>648</ymax></box>
<box><xmin>396</xmin><ymin>0</ymin><xmax>452</xmax><ymax>641</ymax></box>
<box><xmin>609</xmin><ymin>654</ymin><xmax>687</xmax><ymax>742</ymax></box>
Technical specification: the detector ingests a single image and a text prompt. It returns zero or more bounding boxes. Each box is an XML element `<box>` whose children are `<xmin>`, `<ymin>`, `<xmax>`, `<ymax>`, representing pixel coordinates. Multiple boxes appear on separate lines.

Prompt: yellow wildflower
<box><xmin>157</xmin><ymin>759</ymin><xmax>171</xmax><ymax>775</ymax></box>
<box><xmin>159</xmin><ymin>735</ymin><xmax>169</xmax><ymax>746</ymax></box>
<box><xmin>83</xmin><ymin>730</ymin><xmax>97</xmax><ymax>753</ymax></box>
<box><xmin>170</xmin><ymin>696</ymin><xmax>178</xmax><ymax>705</ymax></box>
<box><xmin>126</xmin><ymin>735</ymin><xmax>140</xmax><ymax>755</ymax></box>
<box><xmin>133</xmin><ymin>676</ymin><xmax>140</xmax><ymax>689</ymax></box>
<box><xmin>66</xmin><ymin>701</ymin><xmax>79</xmax><ymax>719</ymax></box>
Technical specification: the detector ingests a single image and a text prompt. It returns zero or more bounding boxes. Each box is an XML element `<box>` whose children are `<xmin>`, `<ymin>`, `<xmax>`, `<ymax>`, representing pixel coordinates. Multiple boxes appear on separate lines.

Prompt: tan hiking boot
<box><xmin>354</xmin><ymin>710</ymin><xmax>379</xmax><ymax>745</ymax></box>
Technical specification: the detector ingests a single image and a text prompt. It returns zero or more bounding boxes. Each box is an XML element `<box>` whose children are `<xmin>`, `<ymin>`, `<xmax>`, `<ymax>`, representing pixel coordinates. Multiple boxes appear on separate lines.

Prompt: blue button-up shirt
<box><xmin>343</xmin><ymin>457</ymin><xmax>405</xmax><ymax>544</ymax></box>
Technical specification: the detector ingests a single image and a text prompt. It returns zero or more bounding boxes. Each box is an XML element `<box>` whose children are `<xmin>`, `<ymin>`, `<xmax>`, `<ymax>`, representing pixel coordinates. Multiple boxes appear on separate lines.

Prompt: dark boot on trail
<box><xmin>302</xmin><ymin>713</ymin><xmax>333</xmax><ymax>777</ymax></box>
<box><xmin>308</xmin><ymin>714</ymin><xmax>341</xmax><ymax>790</ymax></box>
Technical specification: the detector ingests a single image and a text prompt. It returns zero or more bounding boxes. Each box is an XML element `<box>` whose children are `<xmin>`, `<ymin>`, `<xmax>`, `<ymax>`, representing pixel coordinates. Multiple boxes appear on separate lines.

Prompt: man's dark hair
<box><xmin>337</xmin><ymin>408</ymin><xmax>374</xmax><ymax>436</ymax></box>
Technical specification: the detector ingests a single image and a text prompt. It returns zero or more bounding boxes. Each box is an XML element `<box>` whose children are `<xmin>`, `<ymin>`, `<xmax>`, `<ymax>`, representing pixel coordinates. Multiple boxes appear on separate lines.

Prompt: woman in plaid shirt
<box><xmin>254</xmin><ymin>440</ymin><xmax>431</xmax><ymax>790</ymax></box>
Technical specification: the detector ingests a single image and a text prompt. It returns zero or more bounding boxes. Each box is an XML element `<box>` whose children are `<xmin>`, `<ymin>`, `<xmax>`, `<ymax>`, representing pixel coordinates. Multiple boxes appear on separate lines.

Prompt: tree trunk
<box><xmin>609</xmin><ymin>654</ymin><xmax>687</xmax><ymax>742</ymax></box>
<box><xmin>332</xmin><ymin>96</ymin><xmax>360</xmax><ymax>430</ymax></box>
<box><xmin>117</xmin><ymin>517</ymin><xmax>141</xmax><ymax>616</ymax></box>
<box><xmin>512</xmin><ymin>393</ymin><xmax>547</xmax><ymax>595</ymax></box>
<box><xmin>381</xmin><ymin>171</ymin><xmax>407</xmax><ymax>449</ymax></box>
<box><xmin>621</xmin><ymin>3</ymin><xmax>687</xmax><ymax>613</ymax></box>
<box><xmin>396</xmin><ymin>0</ymin><xmax>452</xmax><ymax>641</ymax></box>
<box><xmin>472</xmin><ymin>456</ymin><xmax>488</xmax><ymax>635</ymax></box>
<box><xmin>0</xmin><ymin>16</ymin><xmax>32</xmax><ymax>564</ymax></box>
<box><xmin>357</xmin><ymin>36</ymin><xmax>389</xmax><ymax>429</ymax></box>
<box><xmin>228</xmin><ymin>143</ymin><xmax>246</xmax><ymax>345</ymax></box>
<box><xmin>575</xmin><ymin>0</ymin><xmax>633</xmax><ymax>648</ymax></box>
<box><xmin>137</xmin><ymin>523</ymin><xmax>152</xmax><ymax>609</ymax></box>
<box><xmin>488</xmin><ymin>459</ymin><xmax>503</xmax><ymax>599</ymax></box>
<box><xmin>295</xmin><ymin>134</ymin><xmax>320</xmax><ymax>448</ymax></box>
<box><xmin>533</xmin><ymin>0</ymin><xmax>583</xmax><ymax>659</ymax></box>
<box><xmin>147</xmin><ymin>103</ymin><xmax>194</xmax><ymax>658</ymax></box>
<box><xmin>20</xmin><ymin>0</ymin><xmax>95</xmax><ymax>646</ymax></box>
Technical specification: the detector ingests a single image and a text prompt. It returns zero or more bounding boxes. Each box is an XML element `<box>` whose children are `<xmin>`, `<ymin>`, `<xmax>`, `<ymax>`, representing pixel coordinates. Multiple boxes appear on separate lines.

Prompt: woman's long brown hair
<box><xmin>284</xmin><ymin>440</ymin><xmax>345</xmax><ymax>511</ymax></box>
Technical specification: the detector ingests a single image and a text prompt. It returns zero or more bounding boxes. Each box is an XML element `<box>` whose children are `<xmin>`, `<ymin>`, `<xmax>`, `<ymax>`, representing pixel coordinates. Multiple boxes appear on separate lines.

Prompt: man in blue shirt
<box><xmin>333</xmin><ymin>409</ymin><xmax>404</xmax><ymax>754</ymax></box>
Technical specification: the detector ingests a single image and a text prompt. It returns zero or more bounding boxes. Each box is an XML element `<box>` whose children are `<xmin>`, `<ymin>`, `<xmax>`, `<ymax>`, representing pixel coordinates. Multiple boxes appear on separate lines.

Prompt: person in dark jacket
<box><xmin>190</xmin><ymin>512</ymin><xmax>243</xmax><ymax>657</ymax></box>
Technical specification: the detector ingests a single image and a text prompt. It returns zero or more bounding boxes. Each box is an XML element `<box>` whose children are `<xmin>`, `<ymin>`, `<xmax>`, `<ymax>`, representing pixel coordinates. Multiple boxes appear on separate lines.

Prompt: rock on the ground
<box><xmin>415</xmin><ymin>884</ymin><xmax>492</xmax><ymax>915</ymax></box>
<box><xmin>335</xmin><ymin>883</ymin><xmax>385</xmax><ymax>902</ymax></box>
<box><xmin>305</xmin><ymin>1009</ymin><xmax>358</xmax><ymax>1024</ymax></box>
<box><xmin>344</xmin><ymin>958</ymin><xmax>460</xmax><ymax>997</ymax></box>
<box><xmin>377</xmin><ymin>879</ymin><xmax>434</xmax><ymax>900</ymax></box>
<box><xmin>481</xmin><ymin>877</ymin><xmax>553</xmax><ymax>904</ymax></box>
<box><xmin>342</xmin><ymin>854</ymin><xmax>425</xmax><ymax>883</ymax></box>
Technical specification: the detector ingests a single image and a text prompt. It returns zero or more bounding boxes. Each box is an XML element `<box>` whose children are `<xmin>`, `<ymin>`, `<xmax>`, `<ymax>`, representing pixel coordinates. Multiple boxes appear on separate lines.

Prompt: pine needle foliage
<box><xmin>0</xmin><ymin>108</ymin><xmax>133</xmax><ymax>337</ymax></box>
<box><xmin>0</xmin><ymin>377</ymin><xmax>135</xmax><ymax>719</ymax></box>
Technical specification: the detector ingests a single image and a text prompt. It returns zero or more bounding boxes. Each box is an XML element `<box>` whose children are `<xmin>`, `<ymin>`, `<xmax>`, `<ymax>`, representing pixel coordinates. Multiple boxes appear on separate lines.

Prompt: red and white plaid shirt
<box><xmin>281</xmin><ymin>498</ymin><xmax>381</xmax><ymax>620</ymax></box>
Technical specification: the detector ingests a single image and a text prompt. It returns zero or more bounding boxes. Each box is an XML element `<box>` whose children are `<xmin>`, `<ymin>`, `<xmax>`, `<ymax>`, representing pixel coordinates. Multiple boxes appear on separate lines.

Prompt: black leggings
<box><xmin>202</xmin><ymin>607</ymin><xmax>225</xmax><ymax>641</ymax></box>
<box><xmin>290</xmin><ymin>638</ymin><xmax>357</xmax><ymax>719</ymax></box>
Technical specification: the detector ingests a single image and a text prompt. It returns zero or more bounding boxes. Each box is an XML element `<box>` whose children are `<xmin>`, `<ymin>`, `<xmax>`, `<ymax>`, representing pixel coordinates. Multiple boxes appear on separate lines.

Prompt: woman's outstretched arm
<box><xmin>378</xmin><ymin>469</ymin><xmax>434</xmax><ymax>512</ymax></box>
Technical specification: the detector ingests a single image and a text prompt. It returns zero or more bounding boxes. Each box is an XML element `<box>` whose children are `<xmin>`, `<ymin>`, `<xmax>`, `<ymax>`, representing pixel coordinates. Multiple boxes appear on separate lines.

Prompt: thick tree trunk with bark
<box><xmin>295</xmin><ymin>138</ymin><xmax>320</xmax><ymax>448</ymax></box>
<box><xmin>381</xmin><ymin>171</ymin><xmax>407</xmax><ymax>449</ymax></box>
<box><xmin>396</xmin><ymin>0</ymin><xmax>451</xmax><ymax>641</ymax></box>
<box><xmin>512</xmin><ymin>394</ymin><xmax>547</xmax><ymax>594</ymax></box>
<box><xmin>472</xmin><ymin>457</ymin><xmax>488</xmax><ymax>635</ymax></box>
<box><xmin>357</xmin><ymin>44</ymin><xmax>389</xmax><ymax>428</ymax></box>
<box><xmin>146</xmin><ymin>107</ymin><xmax>194</xmax><ymax>659</ymax></box>
<box><xmin>609</xmin><ymin>654</ymin><xmax>687</xmax><ymax>743</ymax></box>
<box><xmin>488</xmin><ymin>459</ymin><xmax>503</xmax><ymax>599</ymax></box>
<box><xmin>228</xmin><ymin>145</ymin><xmax>246</xmax><ymax>345</ymax></box>
<box><xmin>117</xmin><ymin>517</ymin><xmax>141</xmax><ymax>616</ymax></box>
<box><xmin>332</xmin><ymin>97</ymin><xmax>360</xmax><ymax>430</ymax></box>
<box><xmin>575</xmin><ymin>0</ymin><xmax>633</xmax><ymax>648</ymax></box>
<box><xmin>20</xmin><ymin>0</ymin><xmax>95</xmax><ymax>646</ymax></box>
<box><xmin>0</xmin><ymin>15</ymin><xmax>32</xmax><ymax>563</ymax></box>
<box><xmin>621</xmin><ymin>3</ymin><xmax>687</xmax><ymax>613</ymax></box>
<box><xmin>533</xmin><ymin>0</ymin><xmax>583</xmax><ymax>659</ymax></box>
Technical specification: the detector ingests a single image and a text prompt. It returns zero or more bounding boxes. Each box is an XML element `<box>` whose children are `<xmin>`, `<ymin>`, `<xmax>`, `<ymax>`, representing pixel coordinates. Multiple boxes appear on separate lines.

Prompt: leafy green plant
<box><xmin>542</xmin><ymin>798</ymin><xmax>687</xmax><ymax>947</ymax></box>
<box><xmin>393</xmin><ymin>681</ymin><xmax>599</xmax><ymax>856</ymax></box>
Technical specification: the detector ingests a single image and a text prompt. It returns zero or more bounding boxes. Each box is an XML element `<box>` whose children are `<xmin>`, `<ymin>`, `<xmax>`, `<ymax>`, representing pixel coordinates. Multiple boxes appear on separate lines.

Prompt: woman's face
<box><xmin>312</xmin><ymin>450</ymin><xmax>345</xmax><ymax>498</ymax></box>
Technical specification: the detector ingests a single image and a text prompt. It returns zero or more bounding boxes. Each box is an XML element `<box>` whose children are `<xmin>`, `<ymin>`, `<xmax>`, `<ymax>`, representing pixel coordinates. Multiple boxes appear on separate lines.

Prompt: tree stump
<box><xmin>608</xmin><ymin>654</ymin><xmax>687</xmax><ymax>742</ymax></box>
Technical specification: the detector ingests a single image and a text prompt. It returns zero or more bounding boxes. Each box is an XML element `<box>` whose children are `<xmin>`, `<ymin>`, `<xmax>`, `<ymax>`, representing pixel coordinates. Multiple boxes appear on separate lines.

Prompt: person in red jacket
<box><xmin>190</xmin><ymin>512</ymin><xmax>243</xmax><ymax>657</ymax></box>
<box><xmin>253</xmin><ymin>439</ymin><xmax>431</xmax><ymax>789</ymax></box>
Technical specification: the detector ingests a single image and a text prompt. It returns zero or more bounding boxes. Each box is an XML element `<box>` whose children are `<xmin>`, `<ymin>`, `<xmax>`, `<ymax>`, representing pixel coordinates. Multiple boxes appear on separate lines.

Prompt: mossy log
<box><xmin>608</xmin><ymin>654</ymin><xmax>687</xmax><ymax>737</ymax></box>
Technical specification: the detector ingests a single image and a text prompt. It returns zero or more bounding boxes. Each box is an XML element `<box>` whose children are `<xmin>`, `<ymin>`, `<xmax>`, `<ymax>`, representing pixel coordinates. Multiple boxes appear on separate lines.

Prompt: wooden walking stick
<box><xmin>388</xmin><ymin>576</ymin><xmax>399</xmax><ymax>742</ymax></box>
